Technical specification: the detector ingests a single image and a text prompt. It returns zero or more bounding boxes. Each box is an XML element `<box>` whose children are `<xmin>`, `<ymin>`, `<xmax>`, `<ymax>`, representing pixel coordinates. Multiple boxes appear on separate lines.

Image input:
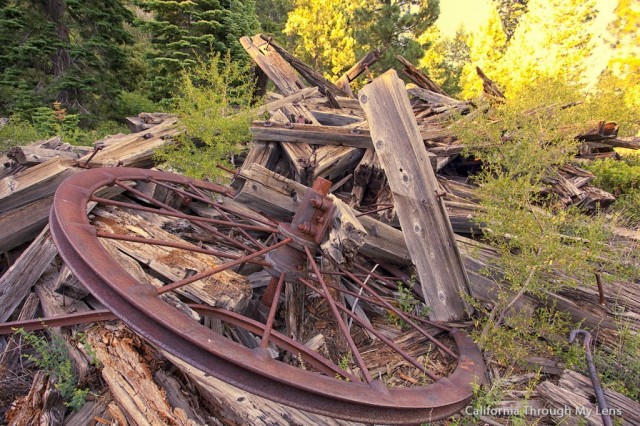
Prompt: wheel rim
<box><xmin>50</xmin><ymin>167</ymin><xmax>485</xmax><ymax>424</ymax></box>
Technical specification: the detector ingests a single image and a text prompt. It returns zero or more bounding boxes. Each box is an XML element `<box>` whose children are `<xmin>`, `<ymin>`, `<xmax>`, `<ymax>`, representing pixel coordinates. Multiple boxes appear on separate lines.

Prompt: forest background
<box><xmin>0</xmin><ymin>0</ymin><xmax>638</xmax><ymax>141</ymax></box>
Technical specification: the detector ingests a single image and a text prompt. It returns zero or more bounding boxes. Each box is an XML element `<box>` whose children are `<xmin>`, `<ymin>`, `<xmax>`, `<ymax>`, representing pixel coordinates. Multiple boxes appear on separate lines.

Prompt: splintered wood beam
<box><xmin>240</xmin><ymin>35</ymin><xmax>306</xmax><ymax>96</ymax></box>
<box><xmin>259</xmin><ymin>34</ymin><xmax>351</xmax><ymax>99</ymax></box>
<box><xmin>0</xmin><ymin>226</ymin><xmax>57</xmax><ymax>322</ymax></box>
<box><xmin>359</xmin><ymin>70</ymin><xmax>471</xmax><ymax>322</ymax></box>
<box><xmin>336</xmin><ymin>49</ymin><xmax>382</xmax><ymax>91</ymax></box>
<box><xmin>396</xmin><ymin>55</ymin><xmax>449</xmax><ymax>96</ymax></box>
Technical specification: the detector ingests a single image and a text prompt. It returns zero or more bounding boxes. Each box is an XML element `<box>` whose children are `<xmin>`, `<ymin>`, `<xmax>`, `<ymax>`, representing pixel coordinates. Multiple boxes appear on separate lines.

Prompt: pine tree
<box><xmin>137</xmin><ymin>0</ymin><xmax>261</xmax><ymax>101</ymax></box>
<box><xmin>283</xmin><ymin>0</ymin><xmax>357</xmax><ymax>78</ymax></box>
<box><xmin>458</xmin><ymin>4</ymin><xmax>507</xmax><ymax>99</ymax></box>
<box><xmin>497</xmin><ymin>0</ymin><xmax>597</xmax><ymax>95</ymax></box>
<box><xmin>353</xmin><ymin>0</ymin><xmax>440</xmax><ymax>72</ymax></box>
<box><xmin>419</xmin><ymin>26</ymin><xmax>469</xmax><ymax>96</ymax></box>
<box><xmin>255</xmin><ymin>0</ymin><xmax>293</xmax><ymax>36</ymax></box>
<box><xmin>0</xmin><ymin>0</ymin><xmax>134</xmax><ymax>119</ymax></box>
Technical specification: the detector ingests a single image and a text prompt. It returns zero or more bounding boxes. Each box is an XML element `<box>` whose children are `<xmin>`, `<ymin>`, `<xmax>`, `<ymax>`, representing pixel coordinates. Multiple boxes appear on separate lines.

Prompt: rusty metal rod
<box><xmin>260</xmin><ymin>272</ymin><xmax>286</xmax><ymax>349</ymax></box>
<box><xmin>299</xmin><ymin>278</ymin><xmax>440</xmax><ymax>381</ymax></box>
<box><xmin>157</xmin><ymin>238</ymin><xmax>292</xmax><ymax>295</ymax></box>
<box><xmin>95</xmin><ymin>231</ymin><xmax>270</xmax><ymax>267</ymax></box>
<box><xmin>569</xmin><ymin>329</ymin><xmax>613</xmax><ymax>426</ymax></box>
<box><xmin>305</xmin><ymin>246</ymin><xmax>373</xmax><ymax>383</ymax></box>
<box><xmin>98</xmin><ymin>190</ymin><xmax>276</xmax><ymax>234</ymax></box>
<box><xmin>322</xmin><ymin>252</ymin><xmax>457</xmax><ymax>358</ymax></box>
<box><xmin>310</xmin><ymin>277</ymin><xmax>451</xmax><ymax>332</ymax></box>
<box><xmin>110</xmin><ymin>181</ymin><xmax>261</xmax><ymax>253</ymax></box>
<box><xmin>0</xmin><ymin>310</ymin><xmax>116</xmax><ymax>335</ymax></box>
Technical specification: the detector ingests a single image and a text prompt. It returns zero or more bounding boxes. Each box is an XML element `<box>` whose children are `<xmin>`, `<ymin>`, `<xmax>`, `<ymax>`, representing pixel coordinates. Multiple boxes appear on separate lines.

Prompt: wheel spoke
<box><xmin>95</xmin><ymin>231</ymin><xmax>270</xmax><ymax>267</ymax></box>
<box><xmin>157</xmin><ymin>238</ymin><xmax>292</xmax><ymax>295</ymax></box>
<box><xmin>321</xmin><ymin>252</ymin><xmax>457</xmax><ymax>359</ymax></box>
<box><xmin>298</xmin><ymin>278</ymin><xmax>440</xmax><ymax>381</ymax></box>
<box><xmin>259</xmin><ymin>272</ymin><xmax>286</xmax><ymax>349</ymax></box>
<box><xmin>305</xmin><ymin>246</ymin><xmax>373</xmax><ymax>383</ymax></box>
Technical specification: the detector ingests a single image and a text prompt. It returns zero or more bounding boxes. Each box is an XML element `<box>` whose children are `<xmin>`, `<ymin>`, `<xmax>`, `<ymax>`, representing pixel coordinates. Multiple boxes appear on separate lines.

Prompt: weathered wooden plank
<box><xmin>537</xmin><ymin>369</ymin><xmax>639</xmax><ymax>426</ymax></box>
<box><xmin>0</xmin><ymin>226</ymin><xmax>57</xmax><ymax>322</ymax></box>
<box><xmin>397</xmin><ymin>55</ymin><xmax>449</xmax><ymax>96</ymax></box>
<box><xmin>255</xmin><ymin>87</ymin><xmax>319</xmax><ymax>116</ymax></box>
<box><xmin>359</xmin><ymin>70</ymin><xmax>471</xmax><ymax>321</ymax></box>
<box><xmin>240</xmin><ymin>35</ymin><xmax>305</xmax><ymax>96</ymax></box>
<box><xmin>86</xmin><ymin>326</ymin><xmax>197</xmax><ymax>426</ymax></box>
<box><xmin>8</xmin><ymin>146</ymin><xmax>83</xmax><ymax>166</ymax></box>
<box><xmin>89</xmin><ymin>117</ymin><xmax>180</xmax><ymax>168</ymax></box>
<box><xmin>259</xmin><ymin>34</ymin><xmax>351</xmax><ymax>99</ymax></box>
<box><xmin>0</xmin><ymin>196</ymin><xmax>53</xmax><ymax>253</ymax></box>
<box><xmin>164</xmin><ymin>351</ymin><xmax>362</xmax><ymax>426</ymax></box>
<box><xmin>0</xmin><ymin>158</ymin><xmax>76</xmax><ymax>215</ymax></box>
<box><xmin>251</xmin><ymin>121</ymin><xmax>372</xmax><ymax>148</ymax></box>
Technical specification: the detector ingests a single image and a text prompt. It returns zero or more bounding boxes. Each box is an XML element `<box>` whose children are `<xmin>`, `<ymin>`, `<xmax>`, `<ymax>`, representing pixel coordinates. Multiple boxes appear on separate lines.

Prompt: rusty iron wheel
<box><xmin>49</xmin><ymin>167</ymin><xmax>485</xmax><ymax>424</ymax></box>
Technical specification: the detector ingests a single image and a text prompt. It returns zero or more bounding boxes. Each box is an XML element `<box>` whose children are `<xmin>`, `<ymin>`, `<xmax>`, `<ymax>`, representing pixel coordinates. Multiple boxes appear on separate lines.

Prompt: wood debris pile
<box><xmin>0</xmin><ymin>33</ymin><xmax>639</xmax><ymax>425</ymax></box>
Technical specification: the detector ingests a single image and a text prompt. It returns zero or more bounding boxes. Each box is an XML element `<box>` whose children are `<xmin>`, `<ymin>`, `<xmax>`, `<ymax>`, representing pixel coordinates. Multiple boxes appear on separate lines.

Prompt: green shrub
<box><xmin>0</xmin><ymin>115</ymin><xmax>45</xmax><ymax>152</ymax></box>
<box><xmin>14</xmin><ymin>328</ymin><xmax>90</xmax><ymax>410</ymax></box>
<box><xmin>583</xmin><ymin>152</ymin><xmax>640</xmax><ymax>227</ymax></box>
<box><xmin>155</xmin><ymin>51</ymin><xmax>259</xmax><ymax>180</ymax></box>
<box><xmin>113</xmin><ymin>90</ymin><xmax>163</xmax><ymax>118</ymax></box>
<box><xmin>453</xmin><ymin>77</ymin><xmax>640</xmax><ymax>368</ymax></box>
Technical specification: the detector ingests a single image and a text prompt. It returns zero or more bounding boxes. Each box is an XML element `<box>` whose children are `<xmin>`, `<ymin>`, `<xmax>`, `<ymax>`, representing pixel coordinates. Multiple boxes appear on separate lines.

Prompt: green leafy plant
<box><xmin>155</xmin><ymin>51</ymin><xmax>259</xmax><ymax>180</ymax></box>
<box><xmin>453</xmin><ymin>78</ymin><xmax>640</xmax><ymax>377</ymax></box>
<box><xmin>0</xmin><ymin>115</ymin><xmax>45</xmax><ymax>153</ymax></box>
<box><xmin>14</xmin><ymin>328</ymin><xmax>90</xmax><ymax>410</ymax></box>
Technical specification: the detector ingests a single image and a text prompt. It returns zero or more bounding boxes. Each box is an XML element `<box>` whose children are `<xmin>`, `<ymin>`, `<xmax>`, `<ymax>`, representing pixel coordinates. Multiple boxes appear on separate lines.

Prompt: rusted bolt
<box><xmin>434</xmin><ymin>189</ymin><xmax>447</xmax><ymax>198</ymax></box>
<box><xmin>316</xmin><ymin>216</ymin><xmax>326</xmax><ymax>224</ymax></box>
<box><xmin>180</xmin><ymin>196</ymin><xmax>193</xmax><ymax>208</ymax></box>
<box><xmin>263</xmin><ymin>120</ymin><xmax>273</xmax><ymax>127</ymax></box>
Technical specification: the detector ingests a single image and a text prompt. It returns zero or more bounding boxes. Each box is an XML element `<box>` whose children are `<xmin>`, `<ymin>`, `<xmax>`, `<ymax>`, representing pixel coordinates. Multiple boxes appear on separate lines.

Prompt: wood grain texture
<box><xmin>359</xmin><ymin>70</ymin><xmax>471</xmax><ymax>321</ymax></box>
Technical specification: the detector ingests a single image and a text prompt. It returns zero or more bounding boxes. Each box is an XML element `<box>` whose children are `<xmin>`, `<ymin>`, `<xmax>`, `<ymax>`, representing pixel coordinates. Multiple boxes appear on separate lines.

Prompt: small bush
<box><xmin>0</xmin><ymin>115</ymin><xmax>45</xmax><ymax>152</ymax></box>
<box><xmin>113</xmin><ymin>90</ymin><xmax>163</xmax><ymax>118</ymax></box>
<box><xmin>155</xmin><ymin>51</ymin><xmax>259</xmax><ymax>180</ymax></box>
<box><xmin>14</xmin><ymin>328</ymin><xmax>90</xmax><ymax>410</ymax></box>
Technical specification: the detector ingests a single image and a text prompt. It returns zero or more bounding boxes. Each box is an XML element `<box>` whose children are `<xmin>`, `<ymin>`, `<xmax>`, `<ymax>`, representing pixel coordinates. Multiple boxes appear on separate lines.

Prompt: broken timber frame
<box><xmin>359</xmin><ymin>70</ymin><xmax>471</xmax><ymax>321</ymax></box>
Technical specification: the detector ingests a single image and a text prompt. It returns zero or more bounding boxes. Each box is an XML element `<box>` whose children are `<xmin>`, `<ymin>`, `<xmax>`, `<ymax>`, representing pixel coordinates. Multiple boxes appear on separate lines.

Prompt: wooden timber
<box><xmin>86</xmin><ymin>326</ymin><xmax>198</xmax><ymax>426</ymax></box>
<box><xmin>8</xmin><ymin>146</ymin><xmax>83</xmax><ymax>166</ymax></box>
<box><xmin>0</xmin><ymin>227</ymin><xmax>57</xmax><ymax>322</ymax></box>
<box><xmin>537</xmin><ymin>369</ymin><xmax>640</xmax><ymax>426</ymax></box>
<box><xmin>251</xmin><ymin>121</ymin><xmax>373</xmax><ymax>148</ymax></box>
<box><xmin>359</xmin><ymin>70</ymin><xmax>471</xmax><ymax>321</ymax></box>
<box><xmin>335</xmin><ymin>49</ymin><xmax>382</xmax><ymax>96</ymax></box>
<box><xmin>164</xmin><ymin>352</ymin><xmax>362</xmax><ymax>426</ymax></box>
<box><xmin>240</xmin><ymin>35</ymin><xmax>305</xmax><ymax>96</ymax></box>
<box><xmin>259</xmin><ymin>34</ymin><xmax>350</xmax><ymax>99</ymax></box>
<box><xmin>0</xmin><ymin>196</ymin><xmax>53</xmax><ymax>253</ymax></box>
<box><xmin>397</xmin><ymin>55</ymin><xmax>449</xmax><ymax>96</ymax></box>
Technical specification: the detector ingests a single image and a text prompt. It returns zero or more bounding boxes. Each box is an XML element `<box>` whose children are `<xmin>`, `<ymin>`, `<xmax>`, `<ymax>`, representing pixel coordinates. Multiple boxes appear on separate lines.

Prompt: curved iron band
<box><xmin>50</xmin><ymin>167</ymin><xmax>485</xmax><ymax>423</ymax></box>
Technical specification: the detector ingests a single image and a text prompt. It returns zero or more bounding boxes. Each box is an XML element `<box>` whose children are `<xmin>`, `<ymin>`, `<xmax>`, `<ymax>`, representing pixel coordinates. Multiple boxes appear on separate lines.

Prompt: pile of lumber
<box><xmin>0</xmin><ymin>33</ymin><xmax>639</xmax><ymax>425</ymax></box>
